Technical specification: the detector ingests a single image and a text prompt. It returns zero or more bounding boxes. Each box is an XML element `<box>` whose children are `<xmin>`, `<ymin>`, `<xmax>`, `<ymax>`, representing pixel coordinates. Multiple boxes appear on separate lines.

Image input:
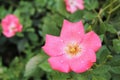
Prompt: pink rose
<box><xmin>1</xmin><ymin>14</ymin><xmax>22</xmax><ymax>38</ymax></box>
<box><xmin>42</xmin><ymin>20</ymin><xmax>101</xmax><ymax>73</ymax></box>
<box><xmin>64</xmin><ymin>0</ymin><xmax>84</xmax><ymax>13</ymax></box>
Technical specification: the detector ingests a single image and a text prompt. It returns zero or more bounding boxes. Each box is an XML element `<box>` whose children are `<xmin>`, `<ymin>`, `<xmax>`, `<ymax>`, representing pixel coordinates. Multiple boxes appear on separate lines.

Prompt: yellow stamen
<box><xmin>65</xmin><ymin>42</ymin><xmax>81</xmax><ymax>56</ymax></box>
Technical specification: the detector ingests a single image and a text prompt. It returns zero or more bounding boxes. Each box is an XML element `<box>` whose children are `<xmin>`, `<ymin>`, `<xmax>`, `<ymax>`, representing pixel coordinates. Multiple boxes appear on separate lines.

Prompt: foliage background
<box><xmin>0</xmin><ymin>0</ymin><xmax>120</xmax><ymax>80</ymax></box>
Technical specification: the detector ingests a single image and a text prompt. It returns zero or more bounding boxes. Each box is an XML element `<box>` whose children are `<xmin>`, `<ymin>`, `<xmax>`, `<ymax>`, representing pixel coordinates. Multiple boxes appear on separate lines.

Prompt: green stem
<box><xmin>96</xmin><ymin>0</ymin><xmax>118</xmax><ymax>23</ymax></box>
<box><xmin>97</xmin><ymin>9</ymin><xmax>103</xmax><ymax>23</ymax></box>
<box><xmin>106</xmin><ymin>13</ymin><xmax>111</xmax><ymax>22</ymax></box>
<box><xmin>109</xmin><ymin>4</ymin><xmax>120</xmax><ymax>14</ymax></box>
<box><xmin>106</xmin><ymin>4</ymin><xmax>120</xmax><ymax>21</ymax></box>
<box><xmin>101</xmin><ymin>0</ymin><xmax>117</xmax><ymax>13</ymax></box>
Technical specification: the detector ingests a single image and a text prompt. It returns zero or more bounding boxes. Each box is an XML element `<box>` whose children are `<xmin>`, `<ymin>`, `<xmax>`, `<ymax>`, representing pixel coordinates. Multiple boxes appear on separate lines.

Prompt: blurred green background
<box><xmin>0</xmin><ymin>0</ymin><xmax>120</xmax><ymax>80</ymax></box>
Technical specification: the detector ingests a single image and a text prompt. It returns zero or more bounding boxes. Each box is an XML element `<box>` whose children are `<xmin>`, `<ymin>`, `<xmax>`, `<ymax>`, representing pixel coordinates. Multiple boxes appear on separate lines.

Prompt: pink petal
<box><xmin>60</xmin><ymin>20</ymin><xmax>84</xmax><ymax>42</ymax></box>
<box><xmin>3</xmin><ymin>30</ymin><xmax>15</xmax><ymax>38</ymax></box>
<box><xmin>48</xmin><ymin>56</ymin><xmax>70</xmax><ymax>73</ymax></box>
<box><xmin>6</xmin><ymin>14</ymin><xmax>19</xmax><ymax>23</ymax></box>
<box><xmin>64</xmin><ymin>0</ymin><xmax>77</xmax><ymax>13</ymax></box>
<box><xmin>81</xmin><ymin>49</ymin><xmax>96</xmax><ymax>62</ymax></box>
<box><xmin>16</xmin><ymin>24</ymin><xmax>23</xmax><ymax>32</ymax></box>
<box><xmin>76</xmin><ymin>3</ymin><xmax>84</xmax><ymax>10</ymax></box>
<box><xmin>1</xmin><ymin>15</ymin><xmax>19</xmax><ymax>28</ymax></box>
<box><xmin>76</xmin><ymin>0</ymin><xmax>84</xmax><ymax>10</ymax></box>
<box><xmin>42</xmin><ymin>35</ymin><xmax>64</xmax><ymax>57</ymax></box>
<box><xmin>67</xmin><ymin>5</ymin><xmax>78</xmax><ymax>13</ymax></box>
<box><xmin>81</xmin><ymin>31</ymin><xmax>102</xmax><ymax>52</ymax></box>
<box><xmin>71</xmin><ymin>60</ymin><xmax>93</xmax><ymax>73</ymax></box>
<box><xmin>1</xmin><ymin>14</ymin><xmax>23</xmax><ymax>38</ymax></box>
<box><xmin>69</xmin><ymin>49</ymin><xmax>96</xmax><ymax>73</ymax></box>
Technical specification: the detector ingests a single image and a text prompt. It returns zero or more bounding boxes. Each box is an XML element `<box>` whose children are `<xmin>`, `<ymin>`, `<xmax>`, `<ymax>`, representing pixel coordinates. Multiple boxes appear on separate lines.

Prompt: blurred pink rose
<box><xmin>42</xmin><ymin>20</ymin><xmax>101</xmax><ymax>73</ymax></box>
<box><xmin>1</xmin><ymin>14</ymin><xmax>22</xmax><ymax>38</ymax></box>
<box><xmin>64</xmin><ymin>0</ymin><xmax>84</xmax><ymax>13</ymax></box>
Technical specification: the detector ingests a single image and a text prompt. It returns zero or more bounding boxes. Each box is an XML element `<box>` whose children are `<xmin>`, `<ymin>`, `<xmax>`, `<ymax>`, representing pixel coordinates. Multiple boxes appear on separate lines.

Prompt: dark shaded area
<box><xmin>0</xmin><ymin>40</ymin><xmax>25</xmax><ymax>67</ymax></box>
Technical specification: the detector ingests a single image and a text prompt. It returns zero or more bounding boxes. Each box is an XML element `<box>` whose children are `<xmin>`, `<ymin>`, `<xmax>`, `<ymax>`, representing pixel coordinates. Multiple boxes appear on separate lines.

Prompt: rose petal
<box><xmin>76</xmin><ymin>0</ymin><xmax>84</xmax><ymax>10</ymax></box>
<box><xmin>48</xmin><ymin>56</ymin><xmax>70</xmax><ymax>73</ymax></box>
<box><xmin>64</xmin><ymin>0</ymin><xmax>78</xmax><ymax>13</ymax></box>
<box><xmin>3</xmin><ymin>30</ymin><xmax>15</xmax><ymax>38</ymax></box>
<box><xmin>17</xmin><ymin>24</ymin><xmax>23</xmax><ymax>32</ymax></box>
<box><xmin>1</xmin><ymin>14</ymin><xmax>22</xmax><ymax>38</ymax></box>
<box><xmin>60</xmin><ymin>20</ymin><xmax>84</xmax><ymax>42</ymax></box>
<box><xmin>81</xmin><ymin>31</ymin><xmax>101</xmax><ymax>52</ymax></box>
<box><xmin>69</xmin><ymin>58</ymin><xmax>93</xmax><ymax>73</ymax></box>
<box><xmin>42</xmin><ymin>35</ymin><xmax>64</xmax><ymax>57</ymax></box>
<box><xmin>69</xmin><ymin>49</ymin><xmax>96</xmax><ymax>73</ymax></box>
<box><xmin>67</xmin><ymin>5</ymin><xmax>78</xmax><ymax>13</ymax></box>
<box><xmin>81</xmin><ymin>48</ymin><xmax>96</xmax><ymax>62</ymax></box>
<box><xmin>5</xmin><ymin>14</ymin><xmax>19</xmax><ymax>23</ymax></box>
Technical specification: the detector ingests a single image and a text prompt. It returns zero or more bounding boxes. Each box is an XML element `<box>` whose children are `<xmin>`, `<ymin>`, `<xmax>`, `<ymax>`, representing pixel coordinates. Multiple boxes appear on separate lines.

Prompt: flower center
<box><xmin>65</xmin><ymin>42</ymin><xmax>81</xmax><ymax>56</ymax></box>
<box><xmin>9</xmin><ymin>23</ymin><xmax>16</xmax><ymax>32</ymax></box>
<box><xmin>69</xmin><ymin>0</ymin><xmax>77</xmax><ymax>6</ymax></box>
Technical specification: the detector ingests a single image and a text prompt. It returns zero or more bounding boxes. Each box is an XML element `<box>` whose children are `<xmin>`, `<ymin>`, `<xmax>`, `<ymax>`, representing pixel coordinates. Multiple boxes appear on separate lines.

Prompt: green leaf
<box><xmin>48</xmin><ymin>71</ymin><xmax>70</xmax><ymax>80</ymax></box>
<box><xmin>24</xmin><ymin>55</ymin><xmax>44</xmax><ymax>77</ymax></box>
<box><xmin>0</xmin><ymin>6</ymin><xmax>10</xmax><ymax>19</ymax></box>
<box><xmin>93</xmin><ymin>65</ymin><xmax>111</xmax><ymax>74</ymax></box>
<box><xmin>106</xmin><ymin>24</ymin><xmax>117</xmax><ymax>33</ymax></box>
<box><xmin>92</xmin><ymin>71</ymin><xmax>111</xmax><ymax>80</ymax></box>
<box><xmin>96</xmin><ymin>45</ymin><xmax>110</xmax><ymax>63</ymax></box>
<box><xmin>113</xmin><ymin>39</ymin><xmax>120</xmax><ymax>54</ymax></box>
<box><xmin>17</xmin><ymin>39</ymin><xmax>27</xmax><ymax>52</ymax></box>
<box><xmin>112</xmin><ymin>74</ymin><xmax>120</xmax><ymax>80</ymax></box>
<box><xmin>35</xmin><ymin>0</ymin><xmax>47</xmax><ymax>7</ymax></box>
<box><xmin>101</xmin><ymin>22</ymin><xmax>117</xmax><ymax>34</ymax></box>
<box><xmin>19</xmin><ymin>1</ymin><xmax>35</xmax><ymax>16</ymax></box>
<box><xmin>99</xmin><ymin>22</ymin><xmax>107</xmax><ymax>34</ymax></box>
<box><xmin>16</xmin><ymin>32</ymin><xmax>24</xmax><ymax>37</ymax></box>
<box><xmin>50</xmin><ymin>14</ymin><xmax>64</xmax><ymax>28</ymax></box>
<box><xmin>85</xmin><ymin>0</ymin><xmax>98</xmax><ymax>10</ymax></box>
<box><xmin>28</xmin><ymin>32</ymin><xmax>38</xmax><ymax>42</ymax></box>
<box><xmin>83</xmin><ymin>11</ymin><xmax>97</xmax><ymax>20</ymax></box>
<box><xmin>39</xmin><ymin>60</ymin><xmax>52</xmax><ymax>72</ymax></box>
<box><xmin>55</xmin><ymin>0</ymin><xmax>69</xmax><ymax>17</ymax></box>
<box><xmin>13</xmin><ymin>9</ymin><xmax>21</xmax><ymax>18</ymax></box>
<box><xmin>111</xmin><ymin>66</ymin><xmax>120</xmax><ymax>74</ymax></box>
<box><xmin>73</xmin><ymin>74</ymin><xmax>88</xmax><ymax>80</ymax></box>
<box><xmin>21</xmin><ymin>17</ymin><xmax>32</xmax><ymax>28</ymax></box>
<box><xmin>102</xmin><ymin>72</ymin><xmax>111</xmax><ymax>80</ymax></box>
<box><xmin>99</xmin><ymin>34</ymin><xmax>104</xmax><ymax>42</ymax></box>
<box><xmin>42</xmin><ymin>16</ymin><xmax>60</xmax><ymax>37</ymax></box>
<box><xmin>109</xmin><ymin>55</ymin><xmax>120</xmax><ymax>66</ymax></box>
<box><xmin>92</xmin><ymin>75</ymin><xmax>106</xmax><ymax>80</ymax></box>
<box><xmin>86</xmin><ymin>25</ymin><xmax>92</xmax><ymax>32</ymax></box>
<box><xmin>69</xmin><ymin>11</ymin><xmax>84</xmax><ymax>22</ymax></box>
